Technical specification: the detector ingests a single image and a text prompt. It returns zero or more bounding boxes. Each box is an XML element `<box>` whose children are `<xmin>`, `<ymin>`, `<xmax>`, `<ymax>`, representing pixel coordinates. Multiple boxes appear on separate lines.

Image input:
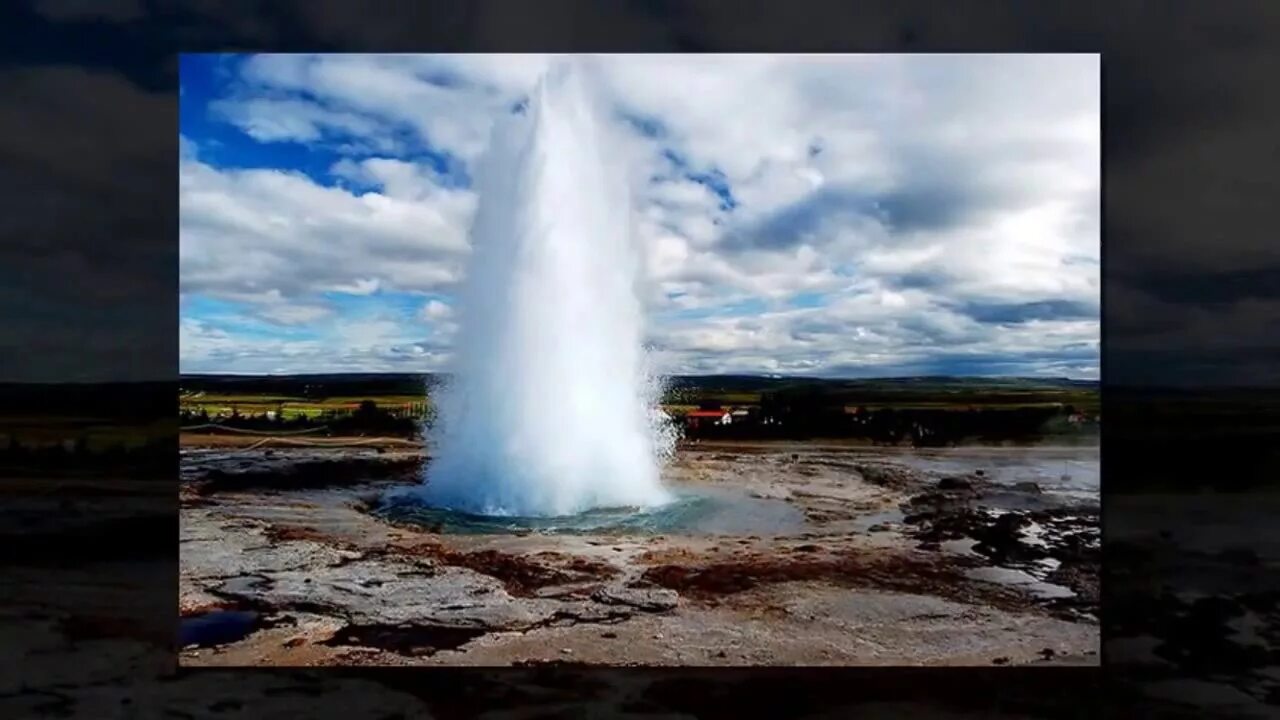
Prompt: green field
<box><xmin>0</xmin><ymin>374</ymin><xmax>1103</xmax><ymax>452</ymax></box>
<box><xmin>178</xmin><ymin>374</ymin><xmax>1099</xmax><ymax>424</ymax></box>
<box><xmin>181</xmin><ymin>393</ymin><xmax>430</xmax><ymax>421</ymax></box>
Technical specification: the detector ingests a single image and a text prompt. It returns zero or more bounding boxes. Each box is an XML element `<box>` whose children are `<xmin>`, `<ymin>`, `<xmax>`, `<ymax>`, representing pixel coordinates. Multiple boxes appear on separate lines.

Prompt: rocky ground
<box><xmin>1102</xmin><ymin>494</ymin><xmax>1280</xmax><ymax>716</ymax></box>
<box><xmin>9</xmin><ymin>453</ymin><xmax>1278</xmax><ymax>715</ymax></box>
<box><xmin>178</xmin><ymin>442</ymin><xmax>1101</xmax><ymax>667</ymax></box>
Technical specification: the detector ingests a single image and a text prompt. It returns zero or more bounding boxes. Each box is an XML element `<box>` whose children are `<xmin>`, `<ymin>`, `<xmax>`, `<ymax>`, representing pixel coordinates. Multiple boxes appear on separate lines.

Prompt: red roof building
<box><xmin>685</xmin><ymin>410</ymin><xmax>732</xmax><ymax>427</ymax></box>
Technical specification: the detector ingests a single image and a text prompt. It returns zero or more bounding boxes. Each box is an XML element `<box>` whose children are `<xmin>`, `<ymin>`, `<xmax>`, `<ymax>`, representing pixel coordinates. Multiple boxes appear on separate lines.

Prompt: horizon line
<box><xmin>175</xmin><ymin>371</ymin><xmax>1098</xmax><ymax>382</ymax></box>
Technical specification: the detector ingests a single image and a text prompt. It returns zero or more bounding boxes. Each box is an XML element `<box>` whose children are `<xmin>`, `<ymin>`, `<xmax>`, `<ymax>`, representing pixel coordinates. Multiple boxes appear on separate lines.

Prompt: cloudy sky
<box><xmin>180</xmin><ymin>53</ymin><xmax>1099</xmax><ymax>379</ymax></box>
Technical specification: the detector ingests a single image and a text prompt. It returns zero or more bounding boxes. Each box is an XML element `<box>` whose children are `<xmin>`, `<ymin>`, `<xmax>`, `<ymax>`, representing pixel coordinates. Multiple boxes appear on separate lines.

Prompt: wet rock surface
<box><xmin>1103</xmin><ymin>494</ymin><xmax>1280</xmax><ymax>716</ymax></box>
<box><xmin>178</xmin><ymin>444</ymin><xmax>1100</xmax><ymax>666</ymax></box>
<box><xmin>182</xmin><ymin>448</ymin><xmax>423</xmax><ymax>495</ymax></box>
<box><xmin>897</xmin><ymin>472</ymin><xmax>1100</xmax><ymax>620</ymax></box>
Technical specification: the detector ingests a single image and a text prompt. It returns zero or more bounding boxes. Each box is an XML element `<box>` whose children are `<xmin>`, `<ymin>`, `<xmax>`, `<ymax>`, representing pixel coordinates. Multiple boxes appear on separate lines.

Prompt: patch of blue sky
<box><xmin>787</xmin><ymin>292</ymin><xmax>829</xmax><ymax>309</ymax></box>
<box><xmin>182</xmin><ymin>54</ymin><xmax>471</xmax><ymax>189</ymax></box>
<box><xmin>412</xmin><ymin>149</ymin><xmax>473</xmax><ymax>189</ymax></box>
<box><xmin>183</xmin><ymin>295</ymin><xmax>324</xmax><ymax>340</ymax></box>
<box><xmin>719</xmin><ymin>298</ymin><xmax>767</xmax><ymax>315</ymax></box>
<box><xmin>657</xmin><ymin>148</ymin><xmax>738</xmax><ymax>211</ymax></box>
<box><xmin>416</xmin><ymin>292</ymin><xmax>456</xmax><ymax>306</ymax></box>
<box><xmin>660</xmin><ymin>297</ymin><xmax>767</xmax><ymax>321</ymax></box>
<box><xmin>620</xmin><ymin>111</ymin><xmax>666</xmax><ymax>138</ymax></box>
<box><xmin>319</xmin><ymin>289</ymin><xmax>435</xmax><ymax>319</ymax></box>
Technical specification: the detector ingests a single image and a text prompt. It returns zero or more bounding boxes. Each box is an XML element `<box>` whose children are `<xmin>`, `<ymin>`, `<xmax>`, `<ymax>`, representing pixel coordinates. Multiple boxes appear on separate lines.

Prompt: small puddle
<box><xmin>321</xmin><ymin>623</ymin><xmax>486</xmax><ymax>656</ymax></box>
<box><xmin>180</xmin><ymin>610</ymin><xmax>262</xmax><ymax>648</ymax></box>
<box><xmin>940</xmin><ymin>538</ymin><xmax>980</xmax><ymax>556</ymax></box>
<box><xmin>964</xmin><ymin>566</ymin><xmax>1076</xmax><ymax>600</ymax></box>
<box><xmin>1021</xmin><ymin>521</ymin><xmax>1050</xmax><ymax>548</ymax></box>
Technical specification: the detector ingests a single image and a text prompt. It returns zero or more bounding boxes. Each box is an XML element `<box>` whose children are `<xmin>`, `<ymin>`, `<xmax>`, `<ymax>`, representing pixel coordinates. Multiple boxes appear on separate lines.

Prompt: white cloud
<box><xmin>325</xmin><ymin>278</ymin><xmax>382</xmax><ymax>296</ymax></box>
<box><xmin>180</xmin><ymin>314</ymin><xmax>451</xmax><ymax>375</ymax></box>
<box><xmin>180</xmin><ymin>153</ymin><xmax>474</xmax><ymax>300</ymax></box>
<box><xmin>182</xmin><ymin>54</ymin><xmax>1100</xmax><ymax>378</ymax></box>
<box><xmin>257</xmin><ymin>303</ymin><xmax>333</xmax><ymax>326</ymax></box>
<box><xmin>228</xmin><ymin>54</ymin><xmax>519</xmax><ymax>160</ymax></box>
<box><xmin>210</xmin><ymin>96</ymin><xmax>396</xmax><ymax>151</ymax></box>
<box><xmin>420</xmin><ymin>299</ymin><xmax>453</xmax><ymax>321</ymax></box>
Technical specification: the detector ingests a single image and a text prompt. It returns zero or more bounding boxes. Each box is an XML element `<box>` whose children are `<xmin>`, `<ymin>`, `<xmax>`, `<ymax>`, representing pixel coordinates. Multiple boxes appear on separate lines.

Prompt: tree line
<box><xmin>680</xmin><ymin>389</ymin><xmax>1098</xmax><ymax>445</ymax></box>
<box><xmin>181</xmin><ymin>400</ymin><xmax>423</xmax><ymax>438</ymax></box>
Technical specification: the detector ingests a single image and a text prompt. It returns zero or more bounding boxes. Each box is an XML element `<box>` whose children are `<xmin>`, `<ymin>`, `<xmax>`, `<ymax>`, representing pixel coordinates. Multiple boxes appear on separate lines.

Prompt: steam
<box><xmin>417</xmin><ymin>58</ymin><xmax>674</xmax><ymax>517</ymax></box>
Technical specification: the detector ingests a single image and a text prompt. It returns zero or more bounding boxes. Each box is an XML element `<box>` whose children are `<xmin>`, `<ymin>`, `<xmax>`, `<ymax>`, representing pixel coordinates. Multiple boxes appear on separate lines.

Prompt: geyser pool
<box><xmin>375</xmin><ymin>485</ymin><xmax>806</xmax><ymax>537</ymax></box>
<box><xmin>414</xmin><ymin>58</ymin><xmax>674</xmax><ymax>517</ymax></box>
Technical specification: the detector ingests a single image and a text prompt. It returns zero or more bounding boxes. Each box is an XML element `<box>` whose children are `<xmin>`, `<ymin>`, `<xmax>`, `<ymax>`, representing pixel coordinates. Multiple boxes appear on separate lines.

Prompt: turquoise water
<box><xmin>373</xmin><ymin>485</ymin><xmax>806</xmax><ymax>537</ymax></box>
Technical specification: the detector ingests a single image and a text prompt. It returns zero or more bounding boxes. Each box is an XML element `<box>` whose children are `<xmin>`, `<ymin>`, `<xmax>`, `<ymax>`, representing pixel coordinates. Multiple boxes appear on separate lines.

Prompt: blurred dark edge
<box><xmin>1</xmin><ymin>0</ymin><xmax>1277</xmax><ymax>717</ymax></box>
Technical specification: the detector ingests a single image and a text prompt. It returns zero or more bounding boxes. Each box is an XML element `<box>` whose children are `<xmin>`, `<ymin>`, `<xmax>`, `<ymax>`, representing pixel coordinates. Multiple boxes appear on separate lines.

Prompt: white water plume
<box><xmin>417</xmin><ymin>58</ymin><xmax>675</xmax><ymax>517</ymax></box>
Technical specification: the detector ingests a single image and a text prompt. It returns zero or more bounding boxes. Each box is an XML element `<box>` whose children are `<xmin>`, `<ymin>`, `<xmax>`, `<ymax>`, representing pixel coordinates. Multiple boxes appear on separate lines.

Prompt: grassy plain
<box><xmin>178</xmin><ymin>374</ymin><xmax>1100</xmax><ymax>427</ymax></box>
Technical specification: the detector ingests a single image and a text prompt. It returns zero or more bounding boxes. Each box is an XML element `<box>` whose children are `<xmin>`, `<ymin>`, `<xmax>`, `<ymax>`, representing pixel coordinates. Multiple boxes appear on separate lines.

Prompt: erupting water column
<box><xmin>418</xmin><ymin>59</ymin><xmax>674</xmax><ymax>517</ymax></box>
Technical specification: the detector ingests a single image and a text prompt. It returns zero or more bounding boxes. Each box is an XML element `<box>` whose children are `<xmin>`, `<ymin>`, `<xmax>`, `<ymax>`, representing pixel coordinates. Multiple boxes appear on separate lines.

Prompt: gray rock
<box><xmin>181</xmin><ymin>521</ymin><xmax>359</xmax><ymax>580</ymax></box>
<box><xmin>867</xmin><ymin>523</ymin><xmax>901</xmax><ymax>533</ymax></box>
<box><xmin>214</xmin><ymin>561</ymin><xmax>563</xmax><ymax>631</ymax></box>
<box><xmin>591</xmin><ymin>586</ymin><xmax>679</xmax><ymax>612</ymax></box>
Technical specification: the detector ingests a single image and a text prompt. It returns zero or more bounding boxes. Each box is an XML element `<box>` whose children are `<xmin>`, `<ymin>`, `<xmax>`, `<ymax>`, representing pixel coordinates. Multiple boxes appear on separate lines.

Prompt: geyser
<box><xmin>417</xmin><ymin>59</ymin><xmax>674</xmax><ymax>517</ymax></box>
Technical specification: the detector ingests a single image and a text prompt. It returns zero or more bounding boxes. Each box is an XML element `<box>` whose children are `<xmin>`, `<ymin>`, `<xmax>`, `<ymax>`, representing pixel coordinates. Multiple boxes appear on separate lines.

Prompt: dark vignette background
<box><xmin>1</xmin><ymin>1</ymin><xmax>1277</xmax><ymax>717</ymax></box>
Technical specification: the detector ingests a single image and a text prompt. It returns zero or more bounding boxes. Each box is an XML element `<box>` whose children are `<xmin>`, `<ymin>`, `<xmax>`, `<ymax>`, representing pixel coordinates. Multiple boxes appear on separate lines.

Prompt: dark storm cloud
<box><xmin>719</xmin><ymin>182</ymin><xmax>984</xmax><ymax>254</ymax></box>
<box><xmin>787</xmin><ymin>318</ymin><xmax>846</xmax><ymax>343</ymax></box>
<box><xmin>10</xmin><ymin>0</ymin><xmax>1278</xmax><ymax>386</ymax></box>
<box><xmin>873</xmin><ymin>184</ymin><xmax>977</xmax><ymax>235</ymax></box>
<box><xmin>656</xmin><ymin>1</ymin><xmax>1280</xmax><ymax>386</ymax></box>
<box><xmin>0</xmin><ymin>63</ymin><xmax>176</xmax><ymax>381</ymax></box>
<box><xmin>873</xmin><ymin>138</ymin><xmax>1073</xmax><ymax>233</ymax></box>
<box><xmin>1125</xmin><ymin>267</ymin><xmax>1280</xmax><ymax>307</ymax></box>
<box><xmin>909</xmin><ymin>353</ymin><xmax>1092</xmax><ymax>378</ymax></box>
<box><xmin>720</xmin><ymin>131</ymin><xmax>1073</xmax><ymax>255</ymax></box>
<box><xmin>719</xmin><ymin>187</ymin><xmax>875</xmax><ymax>252</ymax></box>
<box><xmin>955</xmin><ymin>300</ymin><xmax>1098</xmax><ymax>325</ymax></box>
<box><xmin>822</xmin><ymin>346</ymin><xmax>1098</xmax><ymax>381</ymax></box>
<box><xmin>893</xmin><ymin>272</ymin><xmax>949</xmax><ymax>291</ymax></box>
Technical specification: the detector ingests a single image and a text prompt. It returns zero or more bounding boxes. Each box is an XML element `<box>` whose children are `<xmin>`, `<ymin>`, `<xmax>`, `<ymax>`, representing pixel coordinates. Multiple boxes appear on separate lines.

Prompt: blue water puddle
<box><xmin>963</xmin><ymin>564</ymin><xmax>1077</xmax><ymax>600</ymax></box>
<box><xmin>180</xmin><ymin>610</ymin><xmax>262</xmax><ymax>648</ymax></box>
<box><xmin>372</xmin><ymin>486</ymin><xmax>806</xmax><ymax>537</ymax></box>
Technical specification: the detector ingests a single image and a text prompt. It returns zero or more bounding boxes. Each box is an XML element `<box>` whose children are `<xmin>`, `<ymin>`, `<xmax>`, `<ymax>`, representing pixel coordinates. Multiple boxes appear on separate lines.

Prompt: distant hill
<box><xmin>179</xmin><ymin>372</ymin><xmax>1095</xmax><ymax>390</ymax></box>
<box><xmin>667</xmin><ymin>374</ymin><xmax>1097</xmax><ymax>391</ymax></box>
<box><xmin>176</xmin><ymin>372</ymin><xmax>1099</xmax><ymax>411</ymax></box>
<box><xmin>179</xmin><ymin>373</ymin><xmax>439</xmax><ymax>397</ymax></box>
